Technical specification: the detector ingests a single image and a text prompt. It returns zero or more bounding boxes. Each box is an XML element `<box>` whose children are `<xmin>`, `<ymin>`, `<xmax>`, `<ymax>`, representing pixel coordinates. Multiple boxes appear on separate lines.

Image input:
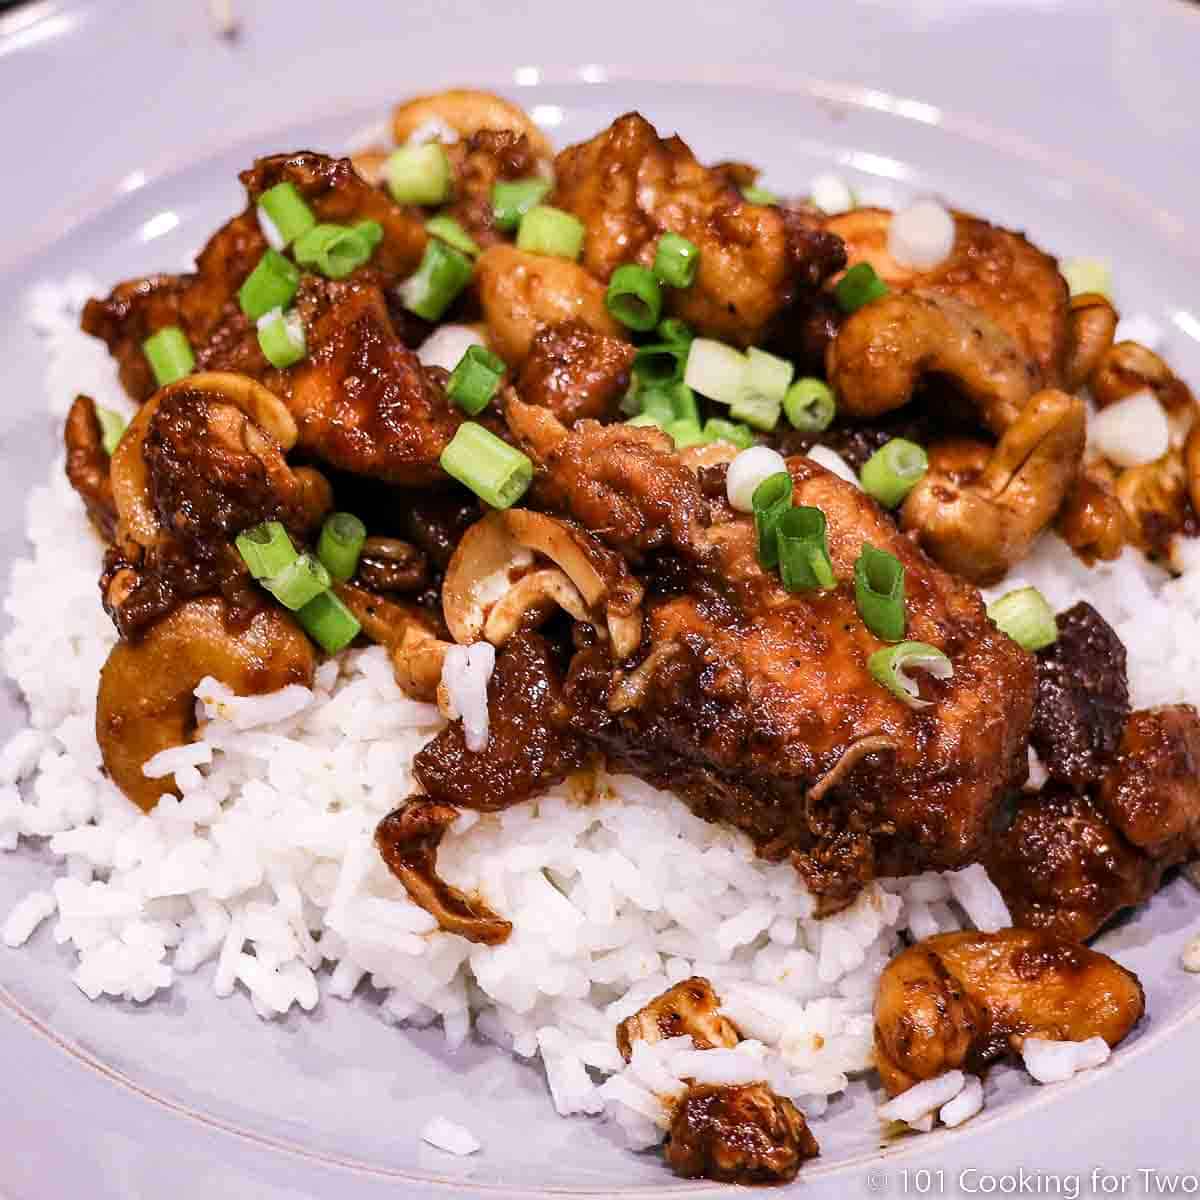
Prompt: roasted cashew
<box><xmin>1063</xmin><ymin>292</ymin><xmax>1118</xmax><ymax>392</ymax></box>
<box><xmin>1090</xmin><ymin>340</ymin><xmax>1196</xmax><ymax>417</ymax></box>
<box><xmin>1057</xmin><ymin>460</ymin><xmax>1133</xmax><ymax>564</ymax></box>
<box><xmin>874</xmin><ymin>929</ymin><xmax>1144</xmax><ymax>1097</ymax></box>
<box><xmin>826</xmin><ymin>289</ymin><xmax>1037</xmax><ymax>435</ymax></box>
<box><xmin>475</xmin><ymin>244</ymin><xmax>622</xmax><ymax>364</ymax></box>
<box><xmin>901</xmin><ymin>389</ymin><xmax>1086</xmax><ymax>584</ymax></box>
<box><xmin>1114</xmin><ymin>446</ymin><xmax>1190</xmax><ymax>558</ymax></box>
<box><xmin>64</xmin><ymin>395</ymin><xmax>118</xmax><ymax>540</ymax></box>
<box><xmin>392</xmin><ymin>89</ymin><xmax>553</xmax><ymax>161</ymax></box>
<box><xmin>96</xmin><ymin>595</ymin><xmax>315</xmax><ymax>811</ymax></box>
<box><xmin>616</xmin><ymin>976</ymin><xmax>740</xmax><ymax>1063</ymax></box>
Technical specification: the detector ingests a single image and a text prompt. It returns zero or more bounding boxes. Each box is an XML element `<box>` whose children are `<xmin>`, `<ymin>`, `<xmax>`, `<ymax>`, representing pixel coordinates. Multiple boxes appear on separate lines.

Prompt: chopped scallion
<box><xmin>354</xmin><ymin>220</ymin><xmax>384</xmax><ymax>252</ymax></box>
<box><xmin>236</xmin><ymin>521</ymin><xmax>297</xmax><ymax>581</ymax></box>
<box><xmin>683</xmin><ymin>338</ymin><xmax>746</xmax><ymax>406</ymax></box>
<box><xmin>835</xmin><ymin>262</ymin><xmax>889</xmax><ymax>313</ymax></box>
<box><xmin>95</xmin><ymin>406</ymin><xmax>127</xmax><ymax>456</ymax></box>
<box><xmin>425</xmin><ymin>214</ymin><xmax>481</xmax><ymax>257</ymax></box>
<box><xmin>385</xmin><ymin>143</ymin><xmax>452</xmax><ymax>206</ymax></box>
<box><xmin>855</xmin><ymin>544</ymin><xmax>906</xmax><ymax>642</ymax></box>
<box><xmin>652</xmin><ymin>232</ymin><xmax>700</xmax><ymax>289</ymax></box>
<box><xmin>293</xmin><ymin>223</ymin><xmax>377</xmax><ymax>279</ymax></box>
<box><xmin>265</xmin><ymin>552</ymin><xmax>332</xmax><ymax>611</ymax></box>
<box><xmin>516</xmin><ymin>205</ymin><xmax>586</xmax><ymax>260</ymax></box>
<box><xmin>784</xmin><ymin>378</ymin><xmax>837</xmax><ymax>433</ymax></box>
<box><xmin>860</xmin><ymin>438</ymin><xmax>928</xmax><ymax>508</ymax></box>
<box><xmin>987</xmin><ymin>586</ymin><xmax>1058</xmax><ymax>652</ymax></box>
<box><xmin>741</xmin><ymin>185</ymin><xmax>779</xmax><ymax>206</ymax></box>
<box><xmin>665</xmin><ymin>418</ymin><xmax>706</xmax><ymax>449</ymax></box>
<box><xmin>257</xmin><ymin>182</ymin><xmax>316</xmax><ymax>248</ymax></box>
<box><xmin>298</xmin><ymin>589</ymin><xmax>361</xmax><ymax>653</ymax></box>
<box><xmin>256</xmin><ymin>308</ymin><xmax>307</xmax><ymax>369</ymax></box>
<box><xmin>239</xmin><ymin>249</ymin><xmax>301</xmax><ymax>321</ymax></box>
<box><xmin>317</xmin><ymin>512</ymin><xmax>367</xmax><ymax>583</ymax></box>
<box><xmin>447</xmin><ymin>344</ymin><xmax>506</xmax><ymax>415</ymax></box>
<box><xmin>702</xmin><ymin>418</ymin><xmax>755</xmax><ymax>449</ymax></box>
<box><xmin>869</xmin><ymin>641</ymin><xmax>953</xmax><ymax>710</ymax></box>
<box><xmin>142</xmin><ymin>326</ymin><xmax>195</xmax><ymax>387</ymax></box>
<box><xmin>440</xmin><ymin>422</ymin><xmax>533</xmax><ymax>509</ymax></box>
<box><xmin>605</xmin><ymin>264</ymin><xmax>663</xmax><ymax>332</ymax></box>
<box><xmin>751</xmin><ymin>471</ymin><xmax>793</xmax><ymax>570</ymax></box>
<box><xmin>399</xmin><ymin>239</ymin><xmax>474</xmax><ymax>321</ymax></box>
<box><xmin>729</xmin><ymin>390</ymin><xmax>782</xmax><ymax>432</ymax></box>
<box><xmin>776</xmin><ymin>505</ymin><xmax>836</xmax><ymax>592</ymax></box>
<box><xmin>492</xmin><ymin>178</ymin><xmax>553</xmax><ymax>232</ymax></box>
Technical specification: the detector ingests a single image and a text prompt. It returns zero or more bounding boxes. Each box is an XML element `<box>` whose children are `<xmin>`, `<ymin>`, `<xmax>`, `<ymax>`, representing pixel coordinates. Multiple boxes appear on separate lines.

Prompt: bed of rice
<box><xmin>3</xmin><ymin>279</ymin><xmax>1198</xmax><ymax>1151</ymax></box>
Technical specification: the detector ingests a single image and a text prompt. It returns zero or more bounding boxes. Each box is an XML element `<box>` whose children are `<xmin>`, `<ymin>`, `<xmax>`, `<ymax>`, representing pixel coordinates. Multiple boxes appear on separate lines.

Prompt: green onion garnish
<box><xmin>776</xmin><ymin>505</ymin><xmax>836</xmax><ymax>592</ymax></box>
<box><xmin>634</xmin><ymin>341</ymin><xmax>688</xmax><ymax>385</ymax></box>
<box><xmin>784</xmin><ymin>378</ymin><xmax>837</xmax><ymax>433</ymax></box>
<box><xmin>868</xmin><ymin>641</ymin><xmax>953</xmax><ymax>710</ymax></box>
<box><xmin>492</xmin><ymin>178</ymin><xmax>553</xmax><ymax>232</ymax></box>
<box><xmin>236</xmin><ymin>521</ymin><xmax>297</xmax><ymax>580</ymax></box>
<box><xmin>95</xmin><ymin>406</ymin><xmax>127</xmax><ymax>456</ymax></box>
<box><xmin>1061</xmin><ymin>258</ymin><xmax>1112</xmax><ymax>301</ymax></box>
<box><xmin>447</xmin><ymin>344</ymin><xmax>506</xmax><ymax>415</ymax></box>
<box><xmin>516</xmin><ymin>205</ymin><xmax>586</xmax><ymax>260</ymax></box>
<box><xmin>298</xmin><ymin>589</ymin><xmax>361</xmax><ymax>654</ymax></box>
<box><xmin>855</xmin><ymin>544</ymin><xmax>906</xmax><ymax>642</ymax></box>
<box><xmin>860</xmin><ymin>438</ymin><xmax>928</xmax><ymax>508</ymax></box>
<box><xmin>317</xmin><ymin>512</ymin><xmax>367</xmax><ymax>583</ymax></box>
<box><xmin>752</xmin><ymin>471</ymin><xmax>794</xmax><ymax>570</ymax></box>
<box><xmin>638</xmin><ymin>387</ymin><xmax>678</xmax><ymax>426</ymax></box>
<box><xmin>731</xmin><ymin>347</ymin><xmax>793</xmax><ymax>431</ymax></box>
<box><xmin>606</xmin><ymin>264</ymin><xmax>663</xmax><ymax>332</ymax></box>
<box><xmin>440</xmin><ymin>422</ymin><xmax>533</xmax><ymax>509</ymax></box>
<box><xmin>239</xmin><ymin>249</ymin><xmax>301</xmax><ymax>321</ymax></box>
<box><xmin>665</xmin><ymin>418</ymin><xmax>706</xmax><ymax>449</ymax></box>
<box><xmin>729</xmin><ymin>390</ymin><xmax>782</xmax><ymax>432</ymax></box>
<box><xmin>385</xmin><ymin>143</ymin><xmax>452</xmax><ymax>206</ymax></box>
<box><xmin>683</xmin><ymin>337</ymin><xmax>747</xmax><ymax>406</ymax></box>
<box><xmin>741</xmin><ymin>185</ymin><xmax>779</xmax><ymax>206</ymax></box>
<box><xmin>265</xmin><ymin>551</ymin><xmax>332</xmax><ymax>611</ymax></box>
<box><xmin>702</xmin><ymin>418</ymin><xmax>755</xmax><ymax>449</ymax></box>
<box><xmin>653</xmin><ymin>233</ymin><xmax>700</xmax><ymax>289</ymax></box>
<box><xmin>354</xmin><ymin>220</ymin><xmax>384</xmax><ymax>252</ymax></box>
<box><xmin>399</xmin><ymin>239</ymin><xmax>474</xmax><ymax>321</ymax></box>
<box><xmin>293</xmin><ymin>223</ymin><xmax>378</xmax><ymax>280</ymax></box>
<box><xmin>256</xmin><ymin>309</ymin><xmax>307</xmax><ymax>369</ymax></box>
<box><xmin>425</xmin><ymin>214</ymin><xmax>481</xmax><ymax>258</ymax></box>
<box><xmin>625</xmin><ymin>413</ymin><xmax>662</xmax><ymax>429</ymax></box>
<box><xmin>142</xmin><ymin>326</ymin><xmax>195</xmax><ymax>387</ymax></box>
<box><xmin>257</xmin><ymin>182</ymin><xmax>316</xmax><ymax>248</ymax></box>
<box><xmin>987</xmin><ymin>586</ymin><xmax>1058</xmax><ymax>652</ymax></box>
<box><xmin>657</xmin><ymin>318</ymin><xmax>693</xmax><ymax>346</ymax></box>
<box><xmin>669</xmin><ymin>382</ymin><xmax>700</xmax><ymax>425</ymax></box>
<box><xmin>835</xmin><ymin>263</ymin><xmax>889</xmax><ymax>313</ymax></box>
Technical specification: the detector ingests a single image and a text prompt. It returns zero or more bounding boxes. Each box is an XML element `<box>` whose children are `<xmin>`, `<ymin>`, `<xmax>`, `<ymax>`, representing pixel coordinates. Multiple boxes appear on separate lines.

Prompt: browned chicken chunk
<box><xmin>873</xmin><ymin>929</ymin><xmax>1144</xmax><ymax>1097</ymax></box>
<box><xmin>515</xmin><ymin>321</ymin><xmax>635</xmax><ymax>425</ymax></box>
<box><xmin>665</xmin><ymin>1083</ymin><xmax>819</xmax><ymax>1184</ymax></box>
<box><xmin>616</xmin><ymin>977</ymin><xmax>740</xmax><ymax>1063</ymax></box>
<box><xmin>444</xmin><ymin>129</ymin><xmax>542</xmax><ymax>249</ymax></box>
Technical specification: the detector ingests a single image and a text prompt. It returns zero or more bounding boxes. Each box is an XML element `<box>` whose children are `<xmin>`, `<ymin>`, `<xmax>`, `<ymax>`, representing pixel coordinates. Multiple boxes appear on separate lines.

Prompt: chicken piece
<box><xmin>1099</xmin><ymin>704</ymin><xmax>1200</xmax><ymax>864</ymax></box>
<box><xmin>82</xmin><ymin>151</ymin><xmax>426</xmax><ymax>402</ymax></box>
<box><xmin>986</xmin><ymin>789</ymin><xmax>1158</xmax><ymax>942</ymax></box>
<box><xmin>665</xmin><ymin>1084</ymin><xmax>819</xmax><ymax>1184</ymax></box>
<box><xmin>568</xmin><ymin>457</ymin><xmax>1035</xmax><ymax>908</ymax></box>
<box><xmin>286</xmin><ymin>278</ymin><xmax>466</xmax><ymax>484</ymax></box>
<box><xmin>414</xmin><ymin>633</ymin><xmax>588</xmax><ymax>811</ymax></box>
<box><xmin>443</xmin><ymin>129</ymin><xmax>542</xmax><ymax>249</ymax></box>
<box><xmin>552</xmin><ymin>112</ymin><xmax>844</xmax><ymax>347</ymax></box>
<box><xmin>375</xmin><ymin>797</ymin><xmax>512</xmax><ymax>945</ymax></box>
<box><xmin>64</xmin><ymin>395</ymin><xmax>118</xmax><ymax>540</ymax></box>
<box><xmin>824</xmin><ymin>207</ymin><xmax>1070</xmax><ymax>386</ymax></box>
<box><xmin>515</xmin><ymin>321</ymin><xmax>635</xmax><ymax>425</ymax></box>
<box><xmin>1030</xmin><ymin>601</ymin><xmax>1130</xmax><ymax>789</ymax></box>
<box><xmin>873</xmin><ymin>929</ymin><xmax>1145</xmax><ymax>1097</ymax></box>
<box><xmin>615</xmin><ymin>977</ymin><xmax>740</xmax><ymax>1063</ymax></box>
<box><xmin>506</xmin><ymin>396</ymin><xmax>712</xmax><ymax>561</ymax></box>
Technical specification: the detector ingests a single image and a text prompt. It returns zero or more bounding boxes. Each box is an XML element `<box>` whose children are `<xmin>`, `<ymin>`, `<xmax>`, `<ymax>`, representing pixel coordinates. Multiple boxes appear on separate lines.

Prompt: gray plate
<box><xmin>2</xmin><ymin>1</ymin><xmax>1200</xmax><ymax>1195</ymax></box>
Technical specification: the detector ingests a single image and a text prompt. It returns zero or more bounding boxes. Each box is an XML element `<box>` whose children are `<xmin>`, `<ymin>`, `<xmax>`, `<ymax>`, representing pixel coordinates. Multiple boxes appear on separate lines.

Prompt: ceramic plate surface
<box><xmin>2</xmin><ymin>2</ymin><xmax>1200</xmax><ymax>1196</ymax></box>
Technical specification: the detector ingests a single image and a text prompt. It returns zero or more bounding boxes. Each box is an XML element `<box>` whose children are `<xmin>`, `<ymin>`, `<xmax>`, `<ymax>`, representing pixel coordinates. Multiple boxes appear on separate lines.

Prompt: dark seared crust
<box><xmin>665</xmin><ymin>1083</ymin><xmax>819</xmax><ymax>1184</ymax></box>
<box><xmin>443</xmin><ymin>129</ymin><xmax>540</xmax><ymax>249</ymax></box>
<box><xmin>64</xmin><ymin>395</ymin><xmax>117</xmax><ymax>541</ymax></box>
<box><xmin>1031</xmin><ymin>601</ymin><xmax>1130</xmax><ymax>789</ymax></box>
<box><xmin>516</xmin><ymin>321</ymin><xmax>635</xmax><ymax>425</ymax></box>
<box><xmin>414</xmin><ymin>633</ymin><xmax>588</xmax><ymax>810</ymax></box>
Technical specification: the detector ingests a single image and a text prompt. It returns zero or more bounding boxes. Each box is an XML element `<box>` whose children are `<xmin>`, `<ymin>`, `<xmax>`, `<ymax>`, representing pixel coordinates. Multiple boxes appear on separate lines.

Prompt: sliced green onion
<box><xmin>257</xmin><ymin>182</ymin><xmax>317</xmax><ymax>248</ymax></box>
<box><xmin>354</xmin><ymin>220</ymin><xmax>384</xmax><ymax>252</ymax></box>
<box><xmin>702</xmin><ymin>417</ymin><xmax>755</xmax><ymax>449</ymax></box>
<box><xmin>425</xmin><ymin>214</ymin><xmax>480</xmax><ymax>258</ymax></box>
<box><xmin>440</xmin><ymin>422</ymin><xmax>533</xmax><ymax>509</ymax></box>
<box><xmin>784</xmin><ymin>378</ymin><xmax>837</xmax><ymax>433</ymax></box>
<box><xmin>236</xmin><ymin>520</ymin><xmax>297</xmax><ymax>580</ymax></box>
<box><xmin>869</xmin><ymin>641</ymin><xmax>953</xmax><ymax>710</ymax></box>
<box><xmin>317</xmin><ymin>512</ymin><xmax>367</xmax><ymax>583</ymax></box>
<box><xmin>606</xmin><ymin>264</ymin><xmax>663</xmax><ymax>332</ymax></box>
<box><xmin>239</xmin><ymin>249</ymin><xmax>301</xmax><ymax>321</ymax></box>
<box><xmin>95</xmin><ymin>406</ymin><xmax>127</xmax><ymax>456</ymax></box>
<box><xmin>265</xmin><ymin>552</ymin><xmax>331</xmax><ymax>611</ymax></box>
<box><xmin>835</xmin><ymin>262</ymin><xmax>889</xmax><ymax>313</ymax></box>
<box><xmin>776</xmin><ymin>505</ymin><xmax>836</xmax><ymax>592</ymax></box>
<box><xmin>860</xmin><ymin>438</ymin><xmax>928</xmax><ymax>508</ymax></box>
<box><xmin>731</xmin><ymin>347</ymin><xmax>792</xmax><ymax>430</ymax></box>
<box><xmin>741</xmin><ymin>185</ymin><xmax>779</xmax><ymax>206</ymax></box>
<box><xmin>855</xmin><ymin>544</ymin><xmax>906</xmax><ymax>642</ymax></box>
<box><xmin>293</xmin><ymin>223</ymin><xmax>376</xmax><ymax>280</ymax></box>
<box><xmin>668</xmin><ymin>382</ymin><xmax>700</xmax><ymax>425</ymax></box>
<box><xmin>298</xmin><ymin>589</ymin><xmax>361</xmax><ymax>654</ymax></box>
<box><xmin>1061</xmin><ymin>258</ymin><xmax>1112</xmax><ymax>301</ymax></box>
<box><xmin>730</xmin><ymin>390</ymin><xmax>782</xmax><ymax>432</ymax></box>
<box><xmin>399</xmin><ymin>239</ymin><xmax>474</xmax><ymax>321</ymax></box>
<box><xmin>625</xmin><ymin>413</ymin><xmax>662</xmax><ymax>429</ymax></box>
<box><xmin>987</xmin><ymin>586</ymin><xmax>1058</xmax><ymax>652</ymax></box>
<box><xmin>634</xmin><ymin>341</ymin><xmax>687</xmax><ymax>385</ymax></box>
<box><xmin>657</xmin><ymin>318</ymin><xmax>694</xmax><ymax>347</ymax></box>
<box><xmin>752</xmin><ymin>471</ymin><xmax>793</xmax><ymax>570</ymax></box>
<box><xmin>665</xmin><ymin>418</ymin><xmax>706</xmax><ymax>449</ymax></box>
<box><xmin>684</xmin><ymin>338</ymin><xmax>747</xmax><ymax>406</ymax></box>
<box><xmin>256</xmin><ymin>308</ymin><xmax>307</xmax><ymax>369</ymax></box>
<box><xmin>447</xmin><ymin>344</ymin><xmax>506</xmax><ymax>415</ymax></box>
<box><xmin>142</xmin><ymin>326</ymin><xmax>195</xmax><ymax>387</ymax></box>
<box><xmin>492</xmin><ymin>178</ymin><xmax>552</xmax><ymax>232</ymax></box>
<box><xmin>653</xmin><ymin>232</ymin><xmax>700</xmax><ymax>289</ymax></box>
<box><xmin>638</xmin><ymin>386</ymin><xmax>678</xmax><ymax>426</ymax></box>
<box><xmin>385</xmin><ymin>143</ymin><xmax>452</xmax><ymax>206</ymax></box>
<box><xmin>516</xmin><ymin>205</ymin><xmax>586</xmax><ymax>260</ymax></box>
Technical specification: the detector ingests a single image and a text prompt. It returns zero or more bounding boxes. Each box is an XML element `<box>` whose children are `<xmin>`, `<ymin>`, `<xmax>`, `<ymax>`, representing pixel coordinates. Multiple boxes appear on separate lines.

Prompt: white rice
<box><xmin>420</xmin><ymin>1115</ymin><xmax>480</xmax><ymax>1156</ymax></box>
<box><xmin>1020</xmin><ymin>1036</ymin><xmax>1110</xmax><ymax>1084</ymax></box>
<box><xmin>5</xmin><ymin>279</ymin><xmax>1199</xmax><ymax>1152</ymax></box>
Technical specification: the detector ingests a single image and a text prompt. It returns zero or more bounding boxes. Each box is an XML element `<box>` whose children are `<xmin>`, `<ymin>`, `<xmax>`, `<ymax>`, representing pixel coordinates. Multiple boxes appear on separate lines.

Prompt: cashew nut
<box><xmin>1090</xmin><ymin>340</ymin><xmax>1196</xmax><ymax>417</ymax></box>
<box><xmin>96</xmin><ymin>595</ymin><xmax>315</xmax><ymax>810</ymax></box>
<box><xmin>65</xmin><ymin>394</ymin><xmax>118</xmax><ymax>540</ymax></box>
<box><xmin>392</xmin><ymin>89</ymin><xmax>553</xmax><ymax>161</ymax></box>
<box><xmin>901</xmin><ymin>388</ymin><xmax>1086</xmax><ymax>584</ymax></box>
<box><xmin>1063</xmin><ymin>292</ymin><xmax>1118</xmax><ymax>392</ymax></box>
<box><xmin>826</xmin><ymin>289</ymin><xmax>1037</xmax><ymax>435</ymax></box>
